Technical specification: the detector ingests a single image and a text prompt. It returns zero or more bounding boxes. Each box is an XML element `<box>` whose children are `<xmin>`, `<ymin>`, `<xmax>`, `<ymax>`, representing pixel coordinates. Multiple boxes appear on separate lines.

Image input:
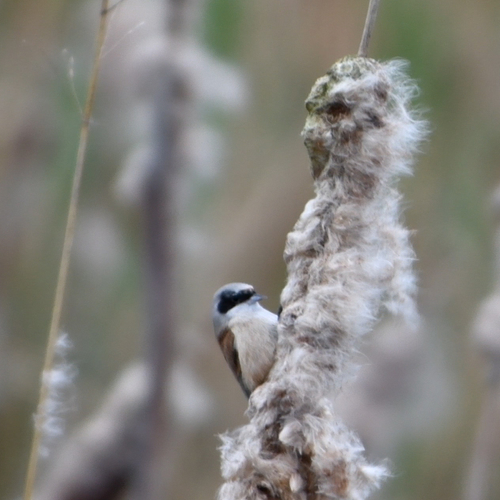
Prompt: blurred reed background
<box><xmin>1</xmin><ymin>0</ymin><xmax>500</xmax><ymax>499</ymax></box>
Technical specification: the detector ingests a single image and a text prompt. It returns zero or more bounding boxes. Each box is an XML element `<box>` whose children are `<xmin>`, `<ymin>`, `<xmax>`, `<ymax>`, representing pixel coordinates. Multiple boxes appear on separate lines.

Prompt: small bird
<box><xmin>212</xmin><ymin>283</ymin><xmax>278</xmax><ymax>398</ymax></box>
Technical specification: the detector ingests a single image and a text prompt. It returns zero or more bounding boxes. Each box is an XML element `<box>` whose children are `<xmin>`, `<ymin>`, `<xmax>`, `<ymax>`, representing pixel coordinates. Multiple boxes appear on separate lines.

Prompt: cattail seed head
<box><xmin>218</xmin><ymin>57</ymin><xmax>427</xmax><ymax>500</ymax></box>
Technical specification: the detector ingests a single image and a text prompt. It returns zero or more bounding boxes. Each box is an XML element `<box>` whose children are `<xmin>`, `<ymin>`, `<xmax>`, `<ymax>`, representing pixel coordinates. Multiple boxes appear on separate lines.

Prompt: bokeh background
<box><xmin>2</xmin><ymin>0</ymin><xmax>500</xmax><ymax>499</ymax></box>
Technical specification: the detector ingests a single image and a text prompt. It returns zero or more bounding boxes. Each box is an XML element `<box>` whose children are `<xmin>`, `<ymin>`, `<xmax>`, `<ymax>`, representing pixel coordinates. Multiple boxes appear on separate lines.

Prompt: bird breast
<box><xmin>229</xmin><ymin>311</ymin><xmax>277</xmax><ymax>392</ymax></box>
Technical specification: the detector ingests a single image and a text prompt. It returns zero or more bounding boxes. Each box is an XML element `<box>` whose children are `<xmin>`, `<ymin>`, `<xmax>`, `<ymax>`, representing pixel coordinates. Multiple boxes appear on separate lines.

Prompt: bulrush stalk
<box><xmin>23</xmin><ymin>2</ymin><xmax>111</xmax><ymax>499</ymax></box>
<box><xmin>218</xmin><ymin>57</ymin><xmax>427</xmax><ymax>500</ymax></box>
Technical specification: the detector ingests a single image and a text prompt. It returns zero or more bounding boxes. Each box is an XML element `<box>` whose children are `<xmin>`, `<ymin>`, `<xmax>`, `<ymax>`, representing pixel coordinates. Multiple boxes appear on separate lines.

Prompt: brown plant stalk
<box><xmin>358</xmin><ymin>0</ymin><xmax>382</xmax><ymax>57</ymax></box>
<box><xmin>131</xmin><ymin>0</ymin><xmax>193</xmax><ymax>495</ymax></box>
<box><xmin>23</xmin><ymin>2</ymin><xmax>111</xmax><ymax>498</ymax></box>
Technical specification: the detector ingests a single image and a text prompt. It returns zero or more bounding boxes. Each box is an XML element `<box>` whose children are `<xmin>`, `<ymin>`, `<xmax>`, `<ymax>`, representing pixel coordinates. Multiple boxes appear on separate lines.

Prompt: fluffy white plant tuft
<box><xmin>218</xmin><ymin>57</ymin><xmax>427</xmax><ymax>500</ymax></box>
<box><xmin>36</xmin><ymin>332</ymin><xmax>76</xmax><ymax>458</ymax></box>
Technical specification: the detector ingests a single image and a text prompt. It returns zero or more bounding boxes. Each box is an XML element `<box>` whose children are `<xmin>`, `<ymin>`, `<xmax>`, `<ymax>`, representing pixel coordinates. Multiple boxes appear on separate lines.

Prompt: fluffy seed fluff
<box><xmin>36</xmin><ymin>332</ymin><xmax>76</xmax><ymax>458</ymax></box>
<box><xmin>218</xmin><ymin>57</ymin><xmax>427</xmax><ymax>500</ymax></box>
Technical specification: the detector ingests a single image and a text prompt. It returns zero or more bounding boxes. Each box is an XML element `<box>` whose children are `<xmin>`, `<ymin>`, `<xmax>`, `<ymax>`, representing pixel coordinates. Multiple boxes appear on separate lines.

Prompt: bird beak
<box><xmin>252</xmin><ymin>294</ymin><xmax>266</xmax><ymax>302</ymax></box>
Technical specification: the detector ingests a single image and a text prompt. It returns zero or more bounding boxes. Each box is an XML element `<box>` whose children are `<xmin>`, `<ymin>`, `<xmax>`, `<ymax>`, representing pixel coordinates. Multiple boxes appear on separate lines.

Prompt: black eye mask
<box><xmin>217</xmin><ymin>289</ymin><xmax>255</xmax><ymax>314</ymax></box>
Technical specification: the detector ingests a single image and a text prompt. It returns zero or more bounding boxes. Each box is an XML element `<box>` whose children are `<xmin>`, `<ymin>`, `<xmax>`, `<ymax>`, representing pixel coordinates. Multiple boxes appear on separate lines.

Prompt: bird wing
<box><xmin>217</xmin><ymin>327</ymin><xmax>251</xmax><ymax>398</ymax></box>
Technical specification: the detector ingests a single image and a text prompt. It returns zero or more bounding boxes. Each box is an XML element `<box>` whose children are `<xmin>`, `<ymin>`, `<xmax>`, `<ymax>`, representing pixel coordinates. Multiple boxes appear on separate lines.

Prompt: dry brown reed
<box><xmin>23</xmin><ymin>2</ymin><xmax>112</xmax><ymax>498</ymax></box>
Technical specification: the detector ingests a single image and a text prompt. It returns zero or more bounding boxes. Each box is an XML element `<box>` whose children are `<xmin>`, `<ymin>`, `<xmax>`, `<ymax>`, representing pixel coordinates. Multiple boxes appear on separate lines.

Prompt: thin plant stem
<box><xmin>23</xmin><ymin>1</ymin><xmax>111</xmax><ymax>499</ymax></box>
<box><xmin>358</xmin><ymin>0</ymin><xmax>381</xmax><ymax>57</ymax></box>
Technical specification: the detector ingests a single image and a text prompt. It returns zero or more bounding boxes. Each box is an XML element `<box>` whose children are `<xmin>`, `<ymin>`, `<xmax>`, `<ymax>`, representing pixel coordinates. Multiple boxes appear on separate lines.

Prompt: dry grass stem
<box><xmin>23</xmin><ymin>2</ymin><xmax>111</xmax><ymax>498</ymax></box>
<box><xmin>358</xmin><ymin>0</ymin><xmax>382</xmax><ymax>57</ymax></box>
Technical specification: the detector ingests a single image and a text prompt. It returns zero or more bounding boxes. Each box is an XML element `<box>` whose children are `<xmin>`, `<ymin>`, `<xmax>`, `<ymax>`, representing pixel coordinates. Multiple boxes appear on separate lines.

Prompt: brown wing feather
<box><xmin>218</xmin><ymin>327</ymin><xmax>250</xmax><ymax>398</ymax></box>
